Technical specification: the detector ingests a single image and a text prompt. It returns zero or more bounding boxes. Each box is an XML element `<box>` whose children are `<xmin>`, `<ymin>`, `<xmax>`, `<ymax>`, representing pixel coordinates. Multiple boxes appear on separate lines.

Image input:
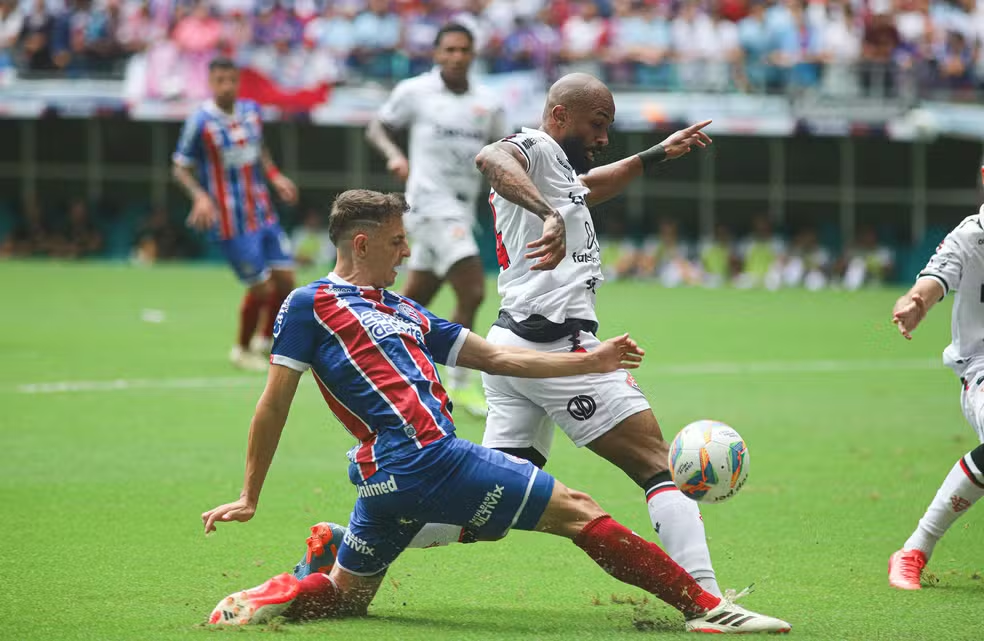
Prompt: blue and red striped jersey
<box><xmin>270</xmin><ymin>273</ymin><xmax>468</xmax><ymax>479</ymax></box>
<box><xmin>172</xmin><ymin>99</ymin><xmax>277</xmax><ymax>241</ymax></box>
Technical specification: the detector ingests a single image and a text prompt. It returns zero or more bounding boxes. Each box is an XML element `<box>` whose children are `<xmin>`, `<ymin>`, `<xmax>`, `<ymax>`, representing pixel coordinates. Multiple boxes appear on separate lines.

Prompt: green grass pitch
<box><xmin>2</xmin><ymin>262</ymin><xmax>982</xmax><ymax>640</ymax></box>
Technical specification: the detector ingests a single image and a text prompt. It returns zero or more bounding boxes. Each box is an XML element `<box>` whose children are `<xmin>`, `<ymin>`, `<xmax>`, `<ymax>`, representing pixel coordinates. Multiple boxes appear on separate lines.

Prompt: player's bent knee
<box><xmin>535</xmin><ymin>482</ymin><xmax>606</xmax><ymax>539</ymax></box>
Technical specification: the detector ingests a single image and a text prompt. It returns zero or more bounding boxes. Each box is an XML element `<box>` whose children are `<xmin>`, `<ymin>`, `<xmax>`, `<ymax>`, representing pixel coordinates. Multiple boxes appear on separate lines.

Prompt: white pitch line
<box><xmin>9</xmin><ymin>358</ymin><xmax>943</xmax><ymax>395</ymax></box>
<box><xmin>14</xmin><ymin>376</ymin><xmax>263</xmax><ymax>395</ymax></box>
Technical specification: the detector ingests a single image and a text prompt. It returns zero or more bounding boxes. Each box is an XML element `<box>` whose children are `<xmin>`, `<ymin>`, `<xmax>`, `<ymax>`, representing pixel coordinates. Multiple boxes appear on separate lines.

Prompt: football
<box><xmin>668</xmin><ymin>420</ymin><xmax>749</xmax><ymax>503</ymax></box>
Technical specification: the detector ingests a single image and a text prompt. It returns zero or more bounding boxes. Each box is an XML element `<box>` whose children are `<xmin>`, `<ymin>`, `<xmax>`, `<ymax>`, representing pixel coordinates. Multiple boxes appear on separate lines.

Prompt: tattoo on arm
<box><xmin>475</xmin><ymin>142</ymin><xmax>554</xmax><ymax>220</ymax></box>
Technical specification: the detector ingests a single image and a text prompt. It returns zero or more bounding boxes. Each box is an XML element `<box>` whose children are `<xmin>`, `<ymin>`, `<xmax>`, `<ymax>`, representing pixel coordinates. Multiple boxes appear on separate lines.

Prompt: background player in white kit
<box><xmin>474</xmin><ymin>72</ymin><xmax>757</xmax><ymax>601</ymax></box>
<box><xmin>888</xmin><ymin>208</ymin><xmax>984</xmax><ymax>590</ymax></box>
<box><xmin>366</xmin><ymin>23</ymin><xmax>509</xmax><ymax>415</ymax></box>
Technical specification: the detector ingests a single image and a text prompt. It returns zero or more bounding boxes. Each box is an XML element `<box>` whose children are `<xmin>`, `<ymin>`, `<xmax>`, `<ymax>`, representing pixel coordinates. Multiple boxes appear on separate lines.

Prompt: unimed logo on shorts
<box><xmin>567</xmin><ymin>395</ymin><xmax>596</xmax><ymax>421</ymax></box>
<box><xmin>357</xmin><ymin>476</ymin><xmax>399</xmax><ymax>498</ymax></box>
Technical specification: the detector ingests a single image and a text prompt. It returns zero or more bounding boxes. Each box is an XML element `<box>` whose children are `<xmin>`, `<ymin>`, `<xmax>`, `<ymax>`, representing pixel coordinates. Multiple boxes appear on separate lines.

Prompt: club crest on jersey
<box><xmin>272</xmin><ymin>291</ymin><xmax>294</xmax><ymax>338</ymax></box>
<box><xmin>397</xmin><ymin>302</ymin><xmax>422</xmax><ymax>325</ymax></box>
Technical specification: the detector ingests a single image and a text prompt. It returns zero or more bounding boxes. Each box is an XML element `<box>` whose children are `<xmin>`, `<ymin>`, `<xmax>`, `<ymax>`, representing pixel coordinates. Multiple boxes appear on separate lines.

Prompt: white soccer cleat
<box><xmin>686</xmin><ymin>587</ymin><xmax>791</xmax><ymax>634</ymax></box>
<box><xmin>209</xmin><ymin>573</ymin><xmax>300</xmax><ymax>625</ymax></box>
<box><xmin>250</xmin><ymin>335</ymin><xmax>273</xmax><ymax>355</ymax></box>
<box><xmin>888</xmin><ymin>548</ymin><xmax>927</xmax><ymax>590</ymax></box>
<box><xmin>230</xmin><ymin>345</ymin><xmax>269</xmax><ymax>372</ymax></box>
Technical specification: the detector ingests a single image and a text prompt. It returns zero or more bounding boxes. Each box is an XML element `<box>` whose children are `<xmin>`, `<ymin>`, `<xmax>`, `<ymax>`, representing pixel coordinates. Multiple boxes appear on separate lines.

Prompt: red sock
<box><xmin>574</xmin><ymin>515</ymin><xmax>721</xmax><ymax>618</ymax></box>
<box><xmin>238</xmin><ymin>291</ymin><xmax>264</xmax><ymax>349</ymax></box>
<box><xmin>286</xmin><ymin>573</ymin><xmax>342</xmax><ymax>620</ymax></box>
<box><xmin>261</xmin><ymin>288</ymin><xmax>288</xmax><ymax>338</ymax></box>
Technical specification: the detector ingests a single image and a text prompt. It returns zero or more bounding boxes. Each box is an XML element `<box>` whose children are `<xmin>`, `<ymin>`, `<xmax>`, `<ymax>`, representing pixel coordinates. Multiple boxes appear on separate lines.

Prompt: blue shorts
<box><xmin>337</xmin><ymin>436</ymin><xmax>555</xmax><ymax>576</ymax></box>
<box><xmin>219</xmin><ymin>224</ymin><xmax>293</xmax><ymax>286</ymax></box>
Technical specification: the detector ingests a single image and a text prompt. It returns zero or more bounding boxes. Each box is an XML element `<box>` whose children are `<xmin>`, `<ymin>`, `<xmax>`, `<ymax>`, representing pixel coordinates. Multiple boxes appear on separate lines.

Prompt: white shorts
<box><xmin>481</xmin><ymin>325</ymin><xmax>652</xmax><ymax>459</ymax></box>
<box><xmin>960</xmin><ymin>370</ymin><xmax>984</xmax><ymax>443</ymax></box>
<box><xmin>405</xmin><ymin>214</ymin><xmax>479</xmax><ymax>279</ymax></box>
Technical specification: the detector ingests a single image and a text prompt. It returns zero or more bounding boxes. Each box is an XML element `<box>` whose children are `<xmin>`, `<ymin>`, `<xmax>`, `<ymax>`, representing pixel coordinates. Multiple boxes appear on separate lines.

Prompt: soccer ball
<box><xmin>668</xmin><ymin>420</ymin><xmax>749</xmax><ymax>503</ymax></box>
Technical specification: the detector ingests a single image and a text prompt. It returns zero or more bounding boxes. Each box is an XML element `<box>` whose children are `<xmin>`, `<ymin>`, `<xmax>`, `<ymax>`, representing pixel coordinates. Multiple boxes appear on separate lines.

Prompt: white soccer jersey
<box><xmin>918</xmin><ymin>209</ymin><xmax>984</xmax><ymax>379</ymax></box>
<box><xmin>377</xmin><ymin>68</ymin><xmax>508</xmax><ymax>219</ymax></box>
<box><xmin>491</xmin><ymin>127</ymin><xmax>603</xmax><ymax>326</ymax></box>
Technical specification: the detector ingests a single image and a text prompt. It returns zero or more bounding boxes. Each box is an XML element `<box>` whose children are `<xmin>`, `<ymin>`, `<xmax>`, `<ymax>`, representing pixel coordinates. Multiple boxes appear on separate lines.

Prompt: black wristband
<box><xmin>637</xmin><ymin>144</ymin><xmax>667</xmax><ymax>169</ymax></box>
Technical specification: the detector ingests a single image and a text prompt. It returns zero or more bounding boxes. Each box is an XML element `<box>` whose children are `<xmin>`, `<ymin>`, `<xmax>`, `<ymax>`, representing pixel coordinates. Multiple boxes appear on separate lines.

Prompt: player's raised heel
<box><xmin>293</xmin><ymin>522</ymin><xmax>347</xmax><ymax>579</ymax></box>
<box><xmin>685</xmin><ymin>588</ymin><xmax>791</xmax><ymax>634</ymax></box>
<box><xmin>208</xmin><ymin>572</ymin><xmax>300</xmax><ymax>625</ymax></box>
<box><xmin>888</xmin><ymin>548</ymin><xmax>927</xmax><ymax>590</ymax></box>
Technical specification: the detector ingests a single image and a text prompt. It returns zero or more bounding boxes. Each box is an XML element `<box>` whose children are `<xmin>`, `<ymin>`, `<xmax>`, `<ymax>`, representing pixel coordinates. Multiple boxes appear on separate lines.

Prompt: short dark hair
<box><xmin>434</xmin><ymin>22</ymin><xmax>474</xmax><ymax>49</ymax></box>
<box><xmin>209</xmin><ymin>57</ymin><xmax>237</xmax><ymax>73</ymax></box>
<box><xmin>328</xmin><ymin>190</ymin><xmax>407</xmax><ymax>245</ymax></box>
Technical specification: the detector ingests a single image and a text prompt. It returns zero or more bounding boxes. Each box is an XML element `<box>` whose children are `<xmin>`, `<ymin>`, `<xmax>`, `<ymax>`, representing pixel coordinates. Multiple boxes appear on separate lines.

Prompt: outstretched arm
<box><xmin>475</xmin><ymin>141</ymin><xmax>566</xmax><ymax>270</ymax></box>
<box><xmin>455</xmin><ymin>331</ymin><xmax>644</xmax><ymax>377</ymax></box>
<box><xmin>581</xmin><ymin>120</ymin><xmax>713</xmax><ymax>206</ymax></box>
<box><xmin>892</xmin><ymin>277</ymin><xmax>945</xmax><ymax>340</ymax></box>
<box><xmin>202</xmin><ymin>365</ymin><xmax>303</xmax><ymax>533</ymax></box>
<box><xmin>366</xmin><ymin>118</ymin><xmax>410</xmax><ymax>182</ymax></box>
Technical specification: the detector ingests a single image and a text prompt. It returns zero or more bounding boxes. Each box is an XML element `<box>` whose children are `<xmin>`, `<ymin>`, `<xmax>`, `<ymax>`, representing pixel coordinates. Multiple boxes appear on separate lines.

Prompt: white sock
<box><xmin>407</xmin><ymin>523</ymin><xmax>463</xmax><ymax>549</ymax></box>
<box><xmin>903</xmin><ymin>451</ymin><xmax>984</xmax><ymax>559</ymax></box>
<box><xmin>447</xmin><ymin>365</ymin><xmax>471</xmax><ymax>390</ymax></box>
<box><xmin>646</xmin><ymin>480</ymin><xmax>721</xmax><ymax>597</ymax></box>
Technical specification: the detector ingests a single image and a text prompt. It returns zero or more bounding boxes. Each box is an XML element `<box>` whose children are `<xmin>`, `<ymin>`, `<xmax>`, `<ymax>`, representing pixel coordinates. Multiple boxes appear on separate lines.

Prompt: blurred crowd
<box><xmin>2</xmin><ymin>0</ymin><xmax>984</xmax><ymax>96</ymax></box>
<box><xmin>602</xmin><ymin>215</ymin><xmax>895</xmax><ymax>290</ymax></box>
<box><xmin>0</xmin><ymin>195</ymin><xmax>892</xmax><ymax>290</ymax></box>
<box><xmin>0</xmin><ymin>194</ymin><xmax>338</xmax><ymax>267</ymax></box>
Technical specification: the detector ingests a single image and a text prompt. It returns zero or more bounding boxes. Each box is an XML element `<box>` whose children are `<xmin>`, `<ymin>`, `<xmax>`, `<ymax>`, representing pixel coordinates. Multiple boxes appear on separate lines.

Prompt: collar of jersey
<box><xmin>203</xmin><ymin>99</ymin><xmax>236</xmax><ymax>120</ymax></box>
<box><xmin>326</xmin><ymin>271</ymin><xmax>377</xmax><ymax>291</ymax></box>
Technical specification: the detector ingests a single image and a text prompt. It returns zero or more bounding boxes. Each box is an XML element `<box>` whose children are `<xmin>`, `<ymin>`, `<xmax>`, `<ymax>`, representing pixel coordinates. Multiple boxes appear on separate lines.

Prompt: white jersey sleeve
<box><xmin>919</xmin><ymin>210</ymin><xmax>984</xmax><ymax>379</ymax></box>
<box><xmin>918</xmin><ymin>218</ymin><xmax>974</xmax><ymax>297</ymax></box>
<box><xmin>377</xmin><ymin>78</ymin><xmax>417</xmax><ymax>130</ymax></box>
<box><xmin>499</xmin><ymin>130</ymin><xmax>545</xmax><ymax>175</ymax></box>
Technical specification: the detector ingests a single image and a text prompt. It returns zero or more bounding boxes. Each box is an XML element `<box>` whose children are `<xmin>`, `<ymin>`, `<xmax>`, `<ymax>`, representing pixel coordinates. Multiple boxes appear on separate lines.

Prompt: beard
<box><xmin>559</xmin><ymin>135</ymin><xmax>595</xmax><ymax>175</ymax></box>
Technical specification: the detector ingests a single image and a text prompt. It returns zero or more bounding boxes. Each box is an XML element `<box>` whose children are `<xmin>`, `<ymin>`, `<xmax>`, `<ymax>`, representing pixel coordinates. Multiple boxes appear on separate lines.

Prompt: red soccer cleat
<box><xmin>888</xmin><ymin>549</ymin><xmax>927</xmax><ymax>590</ymax></box>
<box><xmin>208</xmin><ymin>572</ymin><xmax>300</xmax><ymax>625</ymax></box>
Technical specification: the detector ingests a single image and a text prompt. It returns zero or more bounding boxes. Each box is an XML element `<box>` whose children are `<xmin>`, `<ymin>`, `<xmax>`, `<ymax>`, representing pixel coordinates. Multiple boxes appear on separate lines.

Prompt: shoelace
<box><xmin>895</xmin><ymin>554</ymin><xmax>923</xmax><ymax>578</ymax></box>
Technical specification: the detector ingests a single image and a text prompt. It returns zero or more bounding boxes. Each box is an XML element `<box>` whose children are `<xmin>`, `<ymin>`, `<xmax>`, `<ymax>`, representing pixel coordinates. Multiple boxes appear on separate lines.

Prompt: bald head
<box><xmin>540</xmin><ymin>73</ymin><xmax>615</xmax><ymax>174</ymax></box>
<box><xmin>543</xmin><ymin>73</ymin><xmax>614</xmax><ymax>123</ymax></box>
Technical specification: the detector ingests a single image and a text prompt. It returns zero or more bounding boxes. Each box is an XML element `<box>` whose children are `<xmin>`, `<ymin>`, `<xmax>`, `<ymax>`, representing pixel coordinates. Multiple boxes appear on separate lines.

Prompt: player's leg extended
<box><xmin>889</xmin><ymin>375</ymin><xmax>984</xmax><ymax>590</ymax></box>
<box><xmin>208</xmin><ymin>564</ymin><xmax>384</xmax><ymax>625</ymax></box>
<box><xmin>495</xmin><ymin>326</ymin><xmax>721</xmax><ymax>596</ymax></box>
<box><xmin>255</xmin><ymin>224</ymin><xmax>296</xmax><ymax>353</ymax></box>
<box><xmin>587</xmin><ymin>408</ymin><xmax>720</xmax><ymax>595</ymax></box>
<box><xmin>890</xmin><ymin>400</ymin><xmax>984</xmax><ymax>592</ymax></box>
<box><xmin>219</xmin><ymin>232</ymin><xmax>272</xmax><ymax>370</ymax></box>
<box><xmin>534</xmin><ymin>479</ymin><xmax>790</xmax><ymax>633</ymax></box>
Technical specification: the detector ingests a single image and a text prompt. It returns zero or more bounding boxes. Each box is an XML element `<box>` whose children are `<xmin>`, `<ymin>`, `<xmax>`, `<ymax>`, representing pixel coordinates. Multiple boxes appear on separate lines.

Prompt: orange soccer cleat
<box><xmin>888</xmin><ymin>549</ymin><xmax>927</xmax><ymax>590</ymax></box>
